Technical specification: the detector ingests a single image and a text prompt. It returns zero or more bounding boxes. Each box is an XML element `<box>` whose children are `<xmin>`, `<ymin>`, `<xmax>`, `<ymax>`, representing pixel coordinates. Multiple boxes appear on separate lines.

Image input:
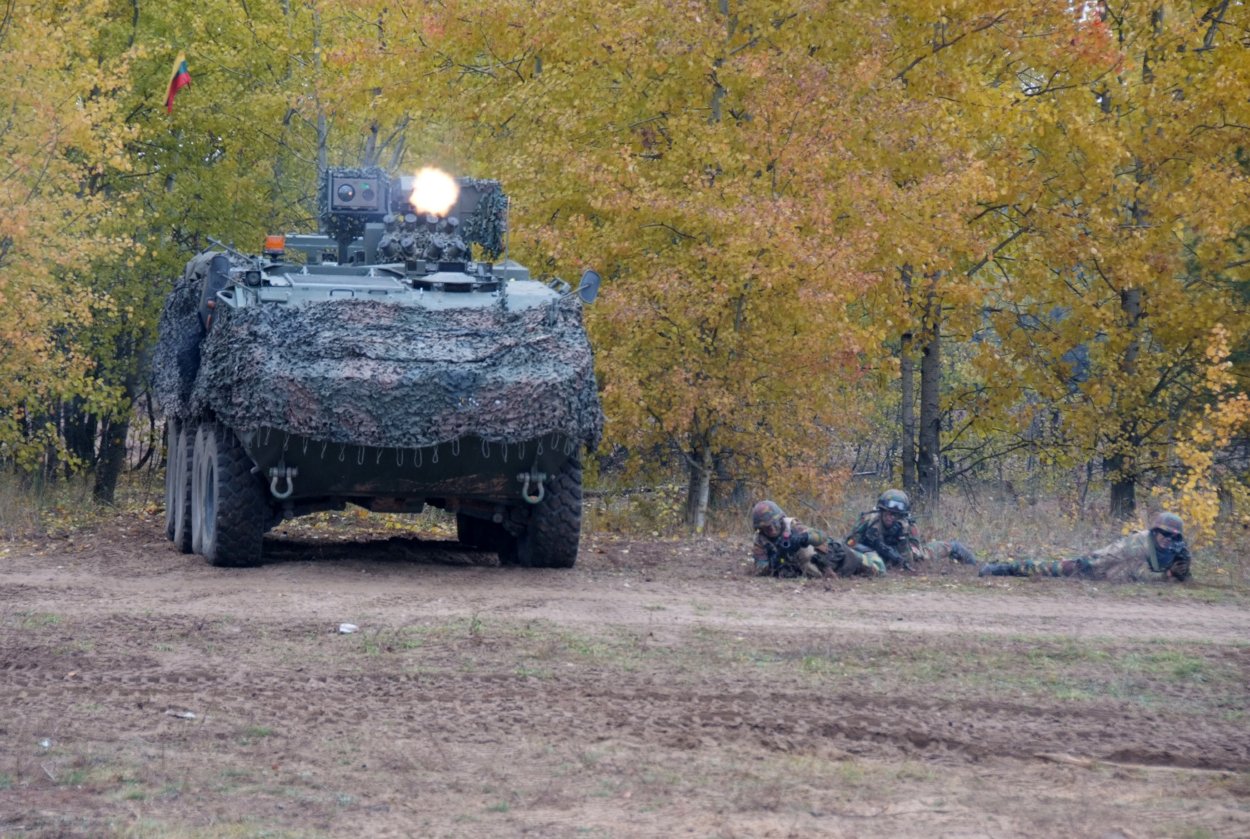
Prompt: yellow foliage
<box><xmin>1160</xmin><ymin>326</ymin><xmax>1250</xmax><ymax>543</ymax></box>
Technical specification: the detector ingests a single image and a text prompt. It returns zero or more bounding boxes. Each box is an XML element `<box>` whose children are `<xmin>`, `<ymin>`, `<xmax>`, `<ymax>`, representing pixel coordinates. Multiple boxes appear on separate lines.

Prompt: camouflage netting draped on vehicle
<box><xmin>156</xmin><ymin>296</ymin><xmax>603</xmax><ymax>452</ymax></box>
<box><xmin>151</xmin><ymin>276</ymin><xmax>203</xmax><ymax>419</ymax></box>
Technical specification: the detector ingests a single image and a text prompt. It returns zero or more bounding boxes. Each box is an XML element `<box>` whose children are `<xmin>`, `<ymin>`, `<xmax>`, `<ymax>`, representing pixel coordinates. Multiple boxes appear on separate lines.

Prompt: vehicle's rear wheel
<box><xmin>191</xmin><ymin>422</ymin><xmax>266</xmax><ymax>567</ymax></box>
<box><xmin>515</xmin><ymin>456</ymin><xmax>582</xmax><ymax>569</ymax></box>
<box><xmin>168</xmin><ymin>420</ymin><xmax>195</xmax><ymax>553</ymax></box>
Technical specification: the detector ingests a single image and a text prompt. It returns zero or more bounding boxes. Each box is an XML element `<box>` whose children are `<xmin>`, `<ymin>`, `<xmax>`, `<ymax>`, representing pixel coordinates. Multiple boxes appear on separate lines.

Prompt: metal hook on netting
<box><xmin>414</xmin><ymin>448</ymin><xmax>422</xmax><ymax>467</ymax></box>
<box><xmin>376</xmin><ymin>447</ymin><xmax>384</xmax><ymax>465</ymax></box>
<box><xmin>501</xmin><ymin>442</ymin><xmax>508</xmax><ymax>464</ymax></box>
<box><xmin>432</xmin><ymin>447</ymin><xmax>439</xmax><ymax>464</ymax></box>
<box><xmin>564</xmin><ymin>437</ymin><xmax>575</xmax><ymax>456</ymax></box>
<box><xmin>321</xmin><ymin>441</ymin><xmax>329</xmax><ymax>460</ymax></box>
<box><xmin>395</xmin><ymin>448</ymin><xmax>403</xmax><ymax>466</ymax></box>
<box><xmin>283</xmin><ymin>432</ymin><xmax>290</xmax><ymax>452</ymax></box>
<box><xmin>302</xmin><ymin>437</ymin><xmax>310</xmax><ymax>454</ymax></box>
<box><xmin>481</xmin><ymin>439</ymin><xmax>490</xmax><ymax>459</ymax></box>
<box><xmin>451</xmin><ymin>438</ymin><xmax>460</xmax><ymax>457</ymax></box>
<box><xmin>262</xmin><ymin>427</ymin><xmax>272</xmax><ymax>446</ymax></box>
<box><xmin>357</xmin><ymin>446</ymin><xmax>366</xmax><ymax>466</ymax></box>
<box><xmin>338</xmin><ymin>444</ymin><xmax>347</xmax><ymax>462</ymax></box>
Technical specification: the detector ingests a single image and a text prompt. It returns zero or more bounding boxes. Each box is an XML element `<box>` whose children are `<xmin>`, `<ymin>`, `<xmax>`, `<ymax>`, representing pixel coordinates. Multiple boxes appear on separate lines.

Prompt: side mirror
<box><xmin>576</xmin><ymin>269</ymin><xmax>601</xmax><ymax>304</ymax></box>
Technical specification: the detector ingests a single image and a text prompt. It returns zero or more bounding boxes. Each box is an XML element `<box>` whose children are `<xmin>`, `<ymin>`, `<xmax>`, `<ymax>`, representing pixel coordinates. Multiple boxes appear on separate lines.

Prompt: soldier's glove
<box><xmin>1168</xmin><ymin>553</ymin><xmax>1191</xmax><ymax>582</ymax></box>
<box><xmin>779</xmin><ymin>530</ymin><xmax>809</xmax><ymax>551</ymax></box>
<box><xmin>882</xmin><ymin>546</ymin><xmax>905</xmax><ymax>568</ymax></box>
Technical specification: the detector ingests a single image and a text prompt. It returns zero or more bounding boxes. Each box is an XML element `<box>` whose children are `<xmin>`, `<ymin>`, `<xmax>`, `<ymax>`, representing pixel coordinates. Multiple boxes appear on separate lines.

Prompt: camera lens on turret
<box><xmin>336</xmin><ymin>183</ymin><xmax>355</xmax><ymax>203</ymax></box>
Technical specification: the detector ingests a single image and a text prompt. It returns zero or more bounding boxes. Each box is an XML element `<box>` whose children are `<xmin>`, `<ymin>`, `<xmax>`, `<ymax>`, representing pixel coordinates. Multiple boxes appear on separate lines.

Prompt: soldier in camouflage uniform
<box><xmin>845</xmin><ymin>489</ymin><xmax>977</xmax><ymax>572</ymax></box>
<box><xmin>749</xmin><ymin>500</ymin><xmax>857</xmax><ymax>578</ymax></box>
<box><xmin>978</xmin><ymin>511</ymin><xmax>1192</xmax><ymax>582</ymax></box>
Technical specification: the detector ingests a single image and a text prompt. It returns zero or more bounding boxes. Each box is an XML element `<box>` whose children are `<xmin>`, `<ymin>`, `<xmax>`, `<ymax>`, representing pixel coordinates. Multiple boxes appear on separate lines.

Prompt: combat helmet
<box><xmin>877</xmin><ymin>488</ymin><xmax>910</xmax><ymax>516</ymax></box>
<box><xmin>751</xmin><ymin>500</ymin><xmax>785</xmax><ymax>532</ymax></box>
<box><xmin>1149</xmin><ymin>511</ymin><xmax>1184</xmax><ymax>538</ymax></box>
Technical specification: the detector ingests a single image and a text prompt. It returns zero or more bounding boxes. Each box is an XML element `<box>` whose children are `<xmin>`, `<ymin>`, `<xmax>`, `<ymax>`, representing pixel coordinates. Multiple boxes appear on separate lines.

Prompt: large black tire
<box><xmin>515</xmin><ymin>456</ymin><xmax>583</xmax><ymax>569</ymax></box>
<box><xmin>164</xmin><ymin>420</ymin><xmax>178</xmax><ymax>541</ymax></box>
<box><xmin>169</xmin><ymin>420</ymin><xmax>195</xmax><ymax>553</ymax></box>
<box><xmin>190</xmin><ymin>422</ymin><xmax>266</xmax><ymax>567</ymax></box>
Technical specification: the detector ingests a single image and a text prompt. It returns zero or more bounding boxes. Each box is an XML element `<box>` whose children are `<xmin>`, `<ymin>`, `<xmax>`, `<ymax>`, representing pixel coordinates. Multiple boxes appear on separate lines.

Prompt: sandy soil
<box><xmin>1</xmin><ymin>512</ymin><xmax>1248</xmax><ymax>838</ymax></box>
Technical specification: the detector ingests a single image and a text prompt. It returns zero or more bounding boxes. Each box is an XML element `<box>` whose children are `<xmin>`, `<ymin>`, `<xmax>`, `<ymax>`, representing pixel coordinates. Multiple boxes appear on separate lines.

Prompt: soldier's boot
<box><xmin>978</xmin><ymin>562</ymin><xmax>1023</xmax><ymax>577</ymax></box>
<box><xmin>950</xmin><ymin>541</ymin><xmax>978</xmax><ymax>565</ymax></box>
<box><xmin>1056</xmin><ymin>557</ymin><xmax>1094</xmax><ymax>578</ymax></box>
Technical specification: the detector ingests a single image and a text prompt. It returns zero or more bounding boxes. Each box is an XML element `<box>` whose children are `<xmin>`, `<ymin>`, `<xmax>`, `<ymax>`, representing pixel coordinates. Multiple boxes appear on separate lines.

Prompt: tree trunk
<box><xmin>900</xmin><ymin>331</ymin><xmax>916</xmax><ymax>493</ymax></box>
<box><xmin>685</xmin><ymin>443</ymin><xmax>712</xmax><ymax>534</ymax></box>
<box><xmin>899</xmin><ymin>266</ymin><xmax>916</xmax><ymax>494</ymax></box>
<box><xmin>62</xmin><ymin>398</ymin><xmax>98</xmax><ymax>471</ymax></box>
<box><xmin>917</xmin><ymin>290</ymin><xmax>941</xmax><ymax>513</ymax></box>
<box><xmin>1106</xmin><ymin>453</ymin><xmax>1136</xmax><ymax>520</ymax></box>
<box><xmin>1104</xmin><ymin>286</ymin><xmax>1142</xmax><ymax>520</ymax></box>
<box><xmin>93</xmin><ymin>414</ymin><xmax>130</xmax><ymax>504</ymax></box>
<box><xmin>93</xmin><ymin>368</ymin><xmax>139</xmax><ymax>504</ymax></box>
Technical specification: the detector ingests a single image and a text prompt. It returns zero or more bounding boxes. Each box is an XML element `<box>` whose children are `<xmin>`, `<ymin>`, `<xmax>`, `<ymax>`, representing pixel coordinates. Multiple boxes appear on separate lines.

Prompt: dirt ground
<box><xmin>1</xmin><ymin>509</ymin><xmax>1248</xmax><ymax>838</ymax></box>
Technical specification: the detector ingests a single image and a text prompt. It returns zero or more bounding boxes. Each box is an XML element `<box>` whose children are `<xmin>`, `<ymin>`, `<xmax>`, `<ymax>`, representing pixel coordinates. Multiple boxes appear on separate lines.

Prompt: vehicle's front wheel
<box><xmin>164</xmin><ymin>420</ymin><xmax>179</xmax><ymax>541</ymax></box>
<box><xmin>191</xmin><ymin>422</ymin><xmax>266</xmax><ymax>567</ymax></box>
<box><xmin>167</xmin><ymin>419</ymin><xmax>195</xmax><ymax>553</ymax></box>
<box><xmin>515</xmin><ymin>456</ymin><xmax>582</xmax><ymax>569</ymax></box>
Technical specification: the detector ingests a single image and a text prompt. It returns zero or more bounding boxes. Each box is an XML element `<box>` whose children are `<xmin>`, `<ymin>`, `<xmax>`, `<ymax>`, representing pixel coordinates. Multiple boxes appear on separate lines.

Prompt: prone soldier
<box><xmin>749</xmin><ymin>500</ymin><xmax>840</xmax><ymax>578</ymax></box>
<box><xmin>749</xmin><ymin>500</ymin><xmax>882</xmax><ymax>578</ymax></box>
<box><xmin>979</xmin><ymin>511</ymin><xmax>1192</xmax><ymax>582</ymax></box>
<box><xmin>846</xmin><ymin>489</ymin><xmax>977</xmax><ymax>572</ymax></box>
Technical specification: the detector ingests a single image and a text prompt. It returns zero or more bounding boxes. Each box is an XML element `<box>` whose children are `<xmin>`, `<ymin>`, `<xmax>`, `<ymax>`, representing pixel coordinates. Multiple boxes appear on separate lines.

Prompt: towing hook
<box><xmin>517</xmin><ymin>471</ymin><xmax>547</xmax><ymax>504</ymax></box>
<box><xmin>269</xmin><ymin>466</ymin><xmax>298</xmax><ymax>500</ymax></box>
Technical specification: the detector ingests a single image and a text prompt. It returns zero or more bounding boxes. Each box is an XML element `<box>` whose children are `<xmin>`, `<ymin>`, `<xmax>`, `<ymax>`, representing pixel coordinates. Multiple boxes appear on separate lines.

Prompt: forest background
<box><xmin>2</xmin><ymin>0</ymin><xmax>1249</xmax><ymax>543</ymax></box>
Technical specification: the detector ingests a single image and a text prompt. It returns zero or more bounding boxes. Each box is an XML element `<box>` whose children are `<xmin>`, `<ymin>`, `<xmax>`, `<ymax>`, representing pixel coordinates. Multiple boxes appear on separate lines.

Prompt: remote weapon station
<box><xmin>154</xmin><ymin>166</ymin><xmax>602</xmax><ymax>568</ymax></box>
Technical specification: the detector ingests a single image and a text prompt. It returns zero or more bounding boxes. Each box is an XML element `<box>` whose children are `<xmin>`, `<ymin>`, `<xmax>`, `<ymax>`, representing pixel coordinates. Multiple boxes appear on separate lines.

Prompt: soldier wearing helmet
<box><xmin>979</xmin><ymin>511</ymin><xmax>1192</xmax><ymax>582</ymax></box>
<box><xmin>749</xmin><ymin>500</ymin><xmax>846</xmax><ymax>578</ymax></box>
<box><xmin>846</xmin><ymin>489</ymin><xmax>977</xmax><ymax>572</ymax></box>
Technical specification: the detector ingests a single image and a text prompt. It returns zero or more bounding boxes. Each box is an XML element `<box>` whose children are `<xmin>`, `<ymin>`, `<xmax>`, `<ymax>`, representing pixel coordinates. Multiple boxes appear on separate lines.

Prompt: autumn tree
<box><xmin>0</xmin><ymin>1</ymin><xmax>134</xmax><ymax>479</ymax></box>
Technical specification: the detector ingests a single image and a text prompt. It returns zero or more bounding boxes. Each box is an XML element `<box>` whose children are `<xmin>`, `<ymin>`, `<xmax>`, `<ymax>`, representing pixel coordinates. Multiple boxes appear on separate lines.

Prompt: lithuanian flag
<box><xmin>165</xmin><ymin>53</ymin><xmax>191</xmax><ymax>114</ymax></box>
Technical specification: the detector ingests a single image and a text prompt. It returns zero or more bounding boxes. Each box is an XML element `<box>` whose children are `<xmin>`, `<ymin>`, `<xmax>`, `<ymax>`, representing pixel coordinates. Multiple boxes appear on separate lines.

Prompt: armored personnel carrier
<box><xmin>154</xmin><ymin>165</ymin><xmax>603</xmax><ymax>568</ymax></box>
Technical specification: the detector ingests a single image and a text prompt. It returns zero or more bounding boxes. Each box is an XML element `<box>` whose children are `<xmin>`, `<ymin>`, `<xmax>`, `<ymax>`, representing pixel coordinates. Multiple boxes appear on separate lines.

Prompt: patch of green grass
<box><xmin>115</xmin><ymin>819</ymin><xmax>320</xmax><ymax>839</ymax></box>
<box><xmin>514</xmin><ymin>665</ymin><xmax>551</xmax><ymax>679</ymax></box>
<box><xmin>238</xmin><ymin>726</ymin><xmax>275</xmax><ymax>745</ymax></box>
<box><xmin>833</xmin><ymin>759</ymin><xmax>866</xmax><ymax>788</ymax></box>
<box><xmin>59</xmin><ymin>768</ymin><xmax>89</xmax><ymax>786</ymax></box>
<box><xmin>1167</xmin><ymin>827</ymin><xmax>1218</xmax><ymax>839</ymax></box>
<box><xmin>486</xmin><ymin>800</ymin><xmax>511</xmax><ymax>813</ymax></box>
<box><xmin>17</xmin><ymin>611</ymin><xmax>62</xmax><ymax>629</ymax></box>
